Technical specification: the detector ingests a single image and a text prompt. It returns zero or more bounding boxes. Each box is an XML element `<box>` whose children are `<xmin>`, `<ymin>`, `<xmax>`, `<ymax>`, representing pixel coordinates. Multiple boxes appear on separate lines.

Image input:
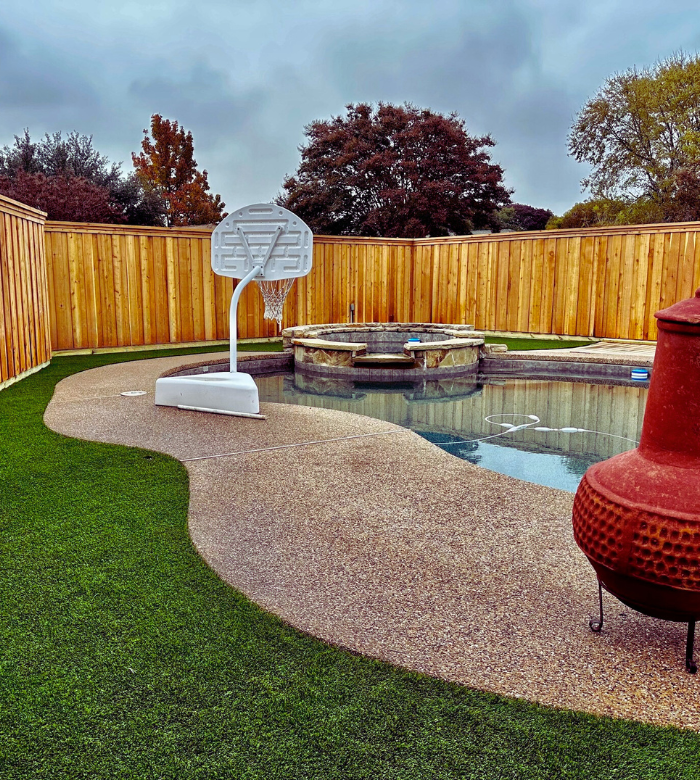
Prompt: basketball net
<box><xmin>256</xmin><ymin>277</ymin><xmax>295</xmax><ymax>328</ymax></box>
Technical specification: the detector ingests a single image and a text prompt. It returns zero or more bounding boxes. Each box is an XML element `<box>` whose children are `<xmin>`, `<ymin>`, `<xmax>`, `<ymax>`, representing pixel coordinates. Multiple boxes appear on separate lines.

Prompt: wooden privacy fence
<box><xmin>0</xmin><ymin>195</ymin><xmax>50</xmax><ymax>387</ymax></box>
<box><xmin>44</xmin><ymin>219</ymin><xmax>700</xmax><ymax>352</ymax></box>
<box><xmin>45</xmin><ymin>222</ymin><xmax>278</xmax><ymax>351</ymax></box>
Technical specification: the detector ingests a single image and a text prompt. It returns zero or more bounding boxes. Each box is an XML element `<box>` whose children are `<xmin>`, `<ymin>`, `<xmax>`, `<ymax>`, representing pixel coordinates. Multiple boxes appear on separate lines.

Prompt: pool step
<box><xmin>353</xmin><ymin>353</ymin><xmax>417</xmax><ymax>367</ymax></box>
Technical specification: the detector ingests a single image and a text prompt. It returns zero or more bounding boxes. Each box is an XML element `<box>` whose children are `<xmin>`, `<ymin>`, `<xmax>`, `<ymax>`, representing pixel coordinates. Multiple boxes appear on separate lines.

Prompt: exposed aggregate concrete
<box><xmin>44</xmin><ymin>351</ymin><xmax>700</xmax><ymax>731</ymax></box>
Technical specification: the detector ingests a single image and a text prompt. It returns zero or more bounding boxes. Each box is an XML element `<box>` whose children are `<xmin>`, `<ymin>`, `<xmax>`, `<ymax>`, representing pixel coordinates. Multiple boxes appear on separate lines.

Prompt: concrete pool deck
<box><xmin>44</xmin><ymin>348</ymin><xmax>700</xmax><ymax>732</ymax></box>
<box><xmin>483</xmin><ymin>340</ymin><xmax>656</xmax><ymax>380</ymax></box>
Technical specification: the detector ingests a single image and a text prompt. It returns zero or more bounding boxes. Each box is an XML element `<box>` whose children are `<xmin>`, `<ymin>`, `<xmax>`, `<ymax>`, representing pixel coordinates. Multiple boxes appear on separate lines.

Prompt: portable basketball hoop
<box><xmin>155</xmin><ymin>204</ymin><xmax>313</xmax><ymax>417</ymax></box>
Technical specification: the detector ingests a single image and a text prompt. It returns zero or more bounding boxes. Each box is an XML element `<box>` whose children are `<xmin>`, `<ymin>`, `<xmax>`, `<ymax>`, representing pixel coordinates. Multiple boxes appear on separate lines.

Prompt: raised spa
<box><xmin>282</xmin><ymin>323</ymin><xmax>487</xmax><ymax>380</ymax></box>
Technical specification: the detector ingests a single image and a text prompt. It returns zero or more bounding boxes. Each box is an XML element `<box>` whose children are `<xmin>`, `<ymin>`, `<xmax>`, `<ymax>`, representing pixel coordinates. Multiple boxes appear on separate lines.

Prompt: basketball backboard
<box><xmin>211</xmin><ymin>203</ymin><xmax>313</xmax><ymax>281</ymax></box>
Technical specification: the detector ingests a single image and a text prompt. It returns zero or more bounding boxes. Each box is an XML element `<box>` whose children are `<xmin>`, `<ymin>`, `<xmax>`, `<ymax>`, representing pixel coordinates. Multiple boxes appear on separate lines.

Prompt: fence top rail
<box><xmin>42</xmin><ymin>217</ymin><xmax>700</xmax><ymax>244</ymax></box>
<box><xmin>0</xmin><ymin>193</ymin><xmax>47</xmax><ymax>223</ymax></box>
<box><xmin>45</xmin><ymin>221</ymin><xmax>216</xmax><ymax>237</ymax></box>
<box><xmin>411</xmin><ymin>220</ymin><xmax>700</xmax><ymax>245</ymax></box>
<box><xmin>313</xmin><ymin>234</ymin><xmax>414</xmax><ymax>245</ymax></box>
<box><xmin>44</xmin><ymin>223</ymin><xmax>417</xmax><ymax>244</ymax></box>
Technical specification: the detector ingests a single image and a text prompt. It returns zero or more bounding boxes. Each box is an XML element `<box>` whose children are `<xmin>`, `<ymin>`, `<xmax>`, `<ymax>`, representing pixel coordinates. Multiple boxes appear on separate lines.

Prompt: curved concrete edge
<box><xmin>43</xmin><ymin>352</ymin><xmax>700</xmax><ymax>732</ymax></box>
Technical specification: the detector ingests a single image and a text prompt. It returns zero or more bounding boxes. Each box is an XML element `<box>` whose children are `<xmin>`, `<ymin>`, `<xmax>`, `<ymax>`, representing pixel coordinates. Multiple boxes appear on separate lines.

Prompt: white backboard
<box><xmin>211</xmin><ymin>203</ymin><xmax>313</xmax><ymax>280</ymax></box>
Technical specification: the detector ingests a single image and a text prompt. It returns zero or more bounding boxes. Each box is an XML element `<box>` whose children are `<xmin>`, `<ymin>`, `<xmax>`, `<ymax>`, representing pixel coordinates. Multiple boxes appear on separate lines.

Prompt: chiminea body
<box><xmin>572</xmin><ymin>289</ymin><xmax>700</xmax><ymax>622</ymax></box>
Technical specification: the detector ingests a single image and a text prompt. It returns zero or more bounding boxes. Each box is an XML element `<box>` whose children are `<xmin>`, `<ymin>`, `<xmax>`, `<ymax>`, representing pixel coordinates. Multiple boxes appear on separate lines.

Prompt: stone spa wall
<box><xmin>282</xmin><ymin>323</ymin><xmax>485</xmax><ymax>380</ymax></box>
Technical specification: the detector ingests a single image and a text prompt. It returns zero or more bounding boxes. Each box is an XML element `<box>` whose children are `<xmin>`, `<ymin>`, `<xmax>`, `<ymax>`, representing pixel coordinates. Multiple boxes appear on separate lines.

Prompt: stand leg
<box><xmin>686</xmin><ymin>621</ymin><xmax>697</xmax><ymax>674</ymax></box>
<box><xmin>590</xmin><ymin>579</ymin><xmax>604</xmax><ymax>632</ymax></box>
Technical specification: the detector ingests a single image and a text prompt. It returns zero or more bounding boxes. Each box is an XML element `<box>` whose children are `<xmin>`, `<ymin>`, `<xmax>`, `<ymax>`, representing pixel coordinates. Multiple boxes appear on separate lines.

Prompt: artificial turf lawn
<box><xmin>484</xmin><ymin>337</ymin><xmax>595</xmax><ymax>351</ymax></box>
<box><xmin>1</xmin><ymin>348</ymin><xmax>698</xmax><ymax>780</ymax></box>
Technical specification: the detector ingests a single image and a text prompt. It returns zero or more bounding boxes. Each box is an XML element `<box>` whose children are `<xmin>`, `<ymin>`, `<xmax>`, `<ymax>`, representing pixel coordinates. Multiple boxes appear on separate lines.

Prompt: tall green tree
<box><xmin>569</xmin><ymin>53</ymin><xmax>700</xmax><ymax>221</ymax></box>
<box><xmin>132</xmin><ymin>115</ymin><xmax>226</xmax><ymax>227</ymax></box>
<box><xmin>278</xmin><ymin>103</ymin><xmax>511</xmax><ymax>237</ymax></box>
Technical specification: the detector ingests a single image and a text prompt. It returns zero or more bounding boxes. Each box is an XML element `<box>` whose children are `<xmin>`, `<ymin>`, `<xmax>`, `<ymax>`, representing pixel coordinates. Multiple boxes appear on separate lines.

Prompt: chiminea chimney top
<box><xmin>655</xmin><ymin>287</ymin><xmax>700</xmax><ymax>326</ymax></box>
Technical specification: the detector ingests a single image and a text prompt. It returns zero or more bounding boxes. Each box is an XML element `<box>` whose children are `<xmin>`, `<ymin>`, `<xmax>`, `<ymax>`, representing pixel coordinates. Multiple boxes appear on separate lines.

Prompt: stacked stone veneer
<box><xmin>282</xmin><ymin>323</ymin><xmax>485</xmax><ymax>380</ymax></box>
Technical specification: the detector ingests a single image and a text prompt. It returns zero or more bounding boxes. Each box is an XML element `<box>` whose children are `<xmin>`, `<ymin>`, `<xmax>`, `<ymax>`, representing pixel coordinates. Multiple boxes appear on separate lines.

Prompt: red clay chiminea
<box><xmin>572</xmin><ymin>288</ymin><xmax>700</xmax><ymax>672</ymax></box>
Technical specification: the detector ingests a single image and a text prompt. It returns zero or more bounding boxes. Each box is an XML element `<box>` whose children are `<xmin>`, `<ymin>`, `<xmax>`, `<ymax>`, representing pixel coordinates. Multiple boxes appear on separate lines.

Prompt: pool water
<box><xmin>256</xmin><ymin>373</ymin><xmax>647</xmax><ymax>493</ymax></box>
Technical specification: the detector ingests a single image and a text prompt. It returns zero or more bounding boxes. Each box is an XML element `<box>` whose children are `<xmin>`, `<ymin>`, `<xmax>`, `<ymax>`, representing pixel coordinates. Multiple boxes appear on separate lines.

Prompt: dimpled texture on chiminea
<box><xmin>572</xmin><ymin>288</ymin><xmax>700</xmax><ymax>622</ymax></box>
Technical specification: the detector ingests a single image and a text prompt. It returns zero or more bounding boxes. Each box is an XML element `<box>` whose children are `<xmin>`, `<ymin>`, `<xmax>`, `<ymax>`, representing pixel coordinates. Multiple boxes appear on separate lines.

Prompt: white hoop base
<box><xmin>155</xmin><ymin>372</ymin><xmax>262</xmax><ymax>418</ymax></box>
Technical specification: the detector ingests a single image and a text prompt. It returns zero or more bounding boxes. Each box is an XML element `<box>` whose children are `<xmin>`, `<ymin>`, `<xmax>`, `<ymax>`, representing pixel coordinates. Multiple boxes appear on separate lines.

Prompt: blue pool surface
<box><xmin>256</xmin><ymin>373</ymin><xmax>647</xmax><ymax>492</ymax></box>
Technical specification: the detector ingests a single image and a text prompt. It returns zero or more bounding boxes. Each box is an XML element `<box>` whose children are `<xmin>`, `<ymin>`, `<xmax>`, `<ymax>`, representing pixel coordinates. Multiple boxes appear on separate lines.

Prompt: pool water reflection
<box><xmin>255</xmin><ymin>372</ymin><xmax>647</xmax><ymax>492</ymax></box>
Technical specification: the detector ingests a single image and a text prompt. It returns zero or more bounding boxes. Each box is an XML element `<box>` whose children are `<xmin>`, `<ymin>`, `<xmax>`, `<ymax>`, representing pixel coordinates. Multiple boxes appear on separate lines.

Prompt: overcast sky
<box><xmin>2</xmin><ymin>0</ymin><xmax>699</xmax><ymax>216</ymax></box>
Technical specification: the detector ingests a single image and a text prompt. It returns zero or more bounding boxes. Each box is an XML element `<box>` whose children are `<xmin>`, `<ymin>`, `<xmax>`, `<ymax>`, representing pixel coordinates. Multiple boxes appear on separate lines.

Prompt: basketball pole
<box><xmin>229</xmin><ymin>264</ymin><xmax>263</xmax><ymax>372</ymax></box>
<box><xmin>229</xmin><ymin>224</ymin><xmax>284</xmax><ymax>373</ymax></box>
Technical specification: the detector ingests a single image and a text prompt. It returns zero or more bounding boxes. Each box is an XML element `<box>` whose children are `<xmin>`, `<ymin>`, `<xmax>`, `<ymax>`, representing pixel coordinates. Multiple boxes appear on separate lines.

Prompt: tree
<box><xmin>0</xmin><ymin>170</ymin><xmax>123</xmax><ymax>222</ymax></box>
<box><xmin>544</xmin><ymin>196</ymin><xmax>676</xmax><ymax>230</ymax></box>
<box><xmin>545</xmin><ymin>199</ymin><xmax>627</xmax><ymax>229</ymax></box>
<box><xmin>0</xmin><ymin>130</ymin><xmax>165</xmax><ymax>225</ymax></box>
<box><xmin>496</xmin><ymin>203</ymin><xmax>553</xmax><ymax>231</ymax></box>
<box><xmin>277</xmin><ymin>103</ymin><xmax>511</xmax><ymax>237</ymax></box>
<box><xmin>568</xmin><ymin>53</ymin><xmax>700</xmax><ymax>220</ymax></box>
<box><xmin>132</xmin><ymin>115</ymin><xmax>226</xmax><ymax>226</ymax></box>
<box><xmin>108</xmin><ymin>174</ymin><xmax>168</xmax><ymax>226</ymax></box>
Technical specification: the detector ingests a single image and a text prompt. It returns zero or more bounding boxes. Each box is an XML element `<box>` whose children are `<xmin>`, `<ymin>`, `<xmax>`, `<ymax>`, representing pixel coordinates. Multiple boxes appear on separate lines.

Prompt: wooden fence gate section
<box><xmin>0</xmin><ymin>195</ymin><xmax>50</xmax><ymax>386</ymax></box>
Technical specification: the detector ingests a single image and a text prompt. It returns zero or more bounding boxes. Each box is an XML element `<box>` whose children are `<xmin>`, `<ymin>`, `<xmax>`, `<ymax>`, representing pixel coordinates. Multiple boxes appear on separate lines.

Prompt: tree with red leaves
<box><xmin>132</xmin><ymin>115</ymin><xmax>226</xmax><ymax>227</ymax></box>
<box><xmin>0</xmin><ymin>170</ymin><xmax>124</xmax><ymax>222</ymax></box>
<box><xmin>278</xmin><ymin>103</ymin><xmax>511</xmax><ymax>237</ymax></box>
<box><xmin>497</xmin><ymin>203</ymin><xmax>553</xmax><ymax>232</ymax></box>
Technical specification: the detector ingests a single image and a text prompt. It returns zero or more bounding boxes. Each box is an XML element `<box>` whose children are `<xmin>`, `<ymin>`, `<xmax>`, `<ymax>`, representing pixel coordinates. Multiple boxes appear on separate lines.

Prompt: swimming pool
<box><xmin>256</xmin><ymin>372</ymin><xmax>647</xmax><ymax>492</ymax></box>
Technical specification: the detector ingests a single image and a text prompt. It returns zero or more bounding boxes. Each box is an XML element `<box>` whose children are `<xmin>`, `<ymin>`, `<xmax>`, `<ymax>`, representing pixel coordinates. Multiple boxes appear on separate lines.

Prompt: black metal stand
<box><xmin>686</xmin><ymin>621</ymin><xmax>697</xmax><ymax>674</ymax></box>
<box><xmin>589</xmin><ymin>579</ymin><xmax>604</xmax><ymax>632</ymax></box>
<box><xmin>589</xmin><ymin>579</ymin><xmax>698</xmax><ymax>673</ymax></box>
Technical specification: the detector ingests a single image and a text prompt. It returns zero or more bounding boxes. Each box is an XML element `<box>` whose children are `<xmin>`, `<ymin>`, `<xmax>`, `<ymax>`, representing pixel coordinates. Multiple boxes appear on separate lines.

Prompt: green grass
<box><xmin>150</xmin><ymin>339</ymin><xmax>283</xmax><ymax>354</ymax></box>
<box><xmin>238</xmin><ymin>340</ymin><xmax>284</xmax><ymax>352</ymax></box>
<box><xmin>484</xmin><ymin>337</ymin><xmax>595</xmax><ymax>351</ymax></box>
<box><xmin>1</xmin><ymin>347</ymin><xmax>698</xmax><ymax>779</ymax></box>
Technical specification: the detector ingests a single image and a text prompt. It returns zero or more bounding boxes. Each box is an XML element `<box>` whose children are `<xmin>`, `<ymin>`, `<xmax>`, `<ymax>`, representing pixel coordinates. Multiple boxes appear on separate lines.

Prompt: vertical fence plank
<box><xmin>125</xmin><ymin>234</ymin><xmax>143</xmax><ymax>346</ymax></box>
<box><xmin>528</xmin><ymin>238</ymin><xmax>543</xmax><ymax>333</ymax></box>
<box><xmin>516</xmin><ymin>239</ymin><xmax>530</xmax><ymax>334</ymax></box>
<box><xmin>551</xmin><ymin>236</ymin><xmax>569</xmax><ymax>335</ymax></box>
<box><xmin>617</xmin><ymin>234</ymin><xmax>636</xmax><ymax>340</ymax></box>
<box><xmin>22</xmin><ymin>217</ymin><xmax>40</xmax><ymax>365</ymax></box>
<box><xmin>537</xmin><ymin>237</ymin><xmax>554</xmax><ymax>334</ymax></box>
<box><xmin>680</xmin><ymin>231</ymin><xmax>696</xmax><ymax>302</ymax></box>
<box><xmin>505</xmin><ymin>240</ymin><xmax>520</xmax><ymax>332</ymax></box>
<box><xmin>661</xmin><ymin>231</ymin><xmax>682</xmax><ymax>313</ymax></box>
<box><xmin>139</xmin><ymin>235</ymin><xmax>154</xmax><ymax>345</ymax></box>
<box><xmin>10</xmin><ymin>215</ymin><xmax>28</xmax><ymax>368</ymax></box>
<box><xmin>565</xmin><ymin>236</ymin><xmax>582</xmax><ymax>335</ymax></box>
<box><xmin>575</xmin><ymin>236</ymin><xmax>594</xmax><ymax>337</ymax></box>
<box><xmin>592</xmin><ymin>236</ymin><xmax>608</xmax><ymax>338</ymax></box>
<box><xmin>629</xmin><ymin>234</ymin><xmax>650</xmax><ymax>340</ymax></box>
<box><xmin>0</xmin><ymin>214</ymin><xmax>12</xmax><ymax>378</ymax></box>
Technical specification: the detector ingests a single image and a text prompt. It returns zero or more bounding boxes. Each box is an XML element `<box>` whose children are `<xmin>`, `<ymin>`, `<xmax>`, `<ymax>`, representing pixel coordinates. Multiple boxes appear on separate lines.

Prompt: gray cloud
<box><xmin>0</xmin><ymin>26</ymin><xmax>99</xmax><ymax>112</ymax></box>
<box><xmin>1</xmin><ymin>0</ymin><xmax>699</xmax><ymax>215</ymax></box>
